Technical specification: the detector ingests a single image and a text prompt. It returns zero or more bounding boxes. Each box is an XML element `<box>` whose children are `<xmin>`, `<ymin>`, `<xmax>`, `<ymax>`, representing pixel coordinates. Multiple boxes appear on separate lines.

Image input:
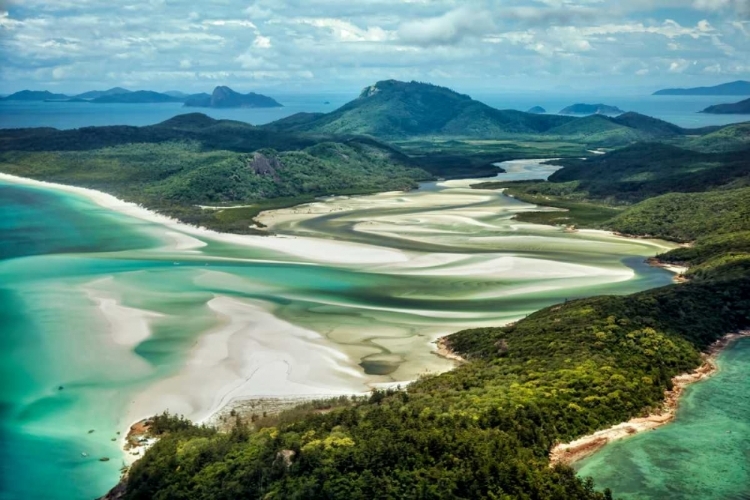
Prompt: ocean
<box><xmin>0</xmin><ymin>92</ymin><xmax>748</xmax><ymax>130</ymax></box>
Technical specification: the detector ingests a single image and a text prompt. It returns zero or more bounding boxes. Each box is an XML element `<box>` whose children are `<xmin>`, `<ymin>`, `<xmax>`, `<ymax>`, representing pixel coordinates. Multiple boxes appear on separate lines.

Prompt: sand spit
<box><xmin>549</xmin><ymin>331</ymin><xmax>750</xmax><ymax>466</ymax></box>
<box><xmin>122</xmin><ymin>296</ymin><xmax>369</xmax><ymax>434</ymax></box>
<box><xmin>83</xmin><ymin>278</ymin><xmax>164</xmax><ymax>347</ymax></box>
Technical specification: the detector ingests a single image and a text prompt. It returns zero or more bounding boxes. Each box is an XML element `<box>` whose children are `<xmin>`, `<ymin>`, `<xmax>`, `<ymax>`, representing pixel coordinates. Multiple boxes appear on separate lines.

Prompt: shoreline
<box><xmin>0</xmin><ymin>171</ymin><xmax>687</xmax><ymax>471</ymax></box>
<box><xmin>549</xmin><ymin>330</ymin><xmax>750</xmax><ymax>467</ymax></box>
<box><xmin>434</xmin><ymin>337</ymin><xmax>467</xmax><ymax>363</ymax></box>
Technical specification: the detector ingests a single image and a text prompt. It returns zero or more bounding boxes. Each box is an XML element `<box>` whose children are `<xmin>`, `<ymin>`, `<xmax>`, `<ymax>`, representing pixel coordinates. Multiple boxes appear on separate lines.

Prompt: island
<box><xmin>559</xmin><ymin>103</ymin><xmax>625</xmax><ymax>115</ymax></box>
<box><xmin>183</xmin><ymin>86</ymin><xmax>283</xmax><ymax>108</ymax></box>
<box><xmin>73</xmin><ymin>87</ymin><xmax>132</xmax><ymax>100</ymax></box>
<box><xmin>91</xmin><ymin>91</ymin><xmax>184</xmax><ymax>104</ymax></box>
<box><xmin>1</xmin><ymin>90</ymin><xmax>70</xmax><ymax>101</ymax></box>
<box><xmin>527</xmin><ymin>106</ymin><xmax>546</xmax><ymax>114</ymax></box>
<box><xmin>654</xmin><ymin>80</ymin><xmax>750</xmax><ymax>96</ymax></box>
<box><xmin>701</xmin><ymin>97</ymin><xmax>750</xmax><ymax>114</ymax></box>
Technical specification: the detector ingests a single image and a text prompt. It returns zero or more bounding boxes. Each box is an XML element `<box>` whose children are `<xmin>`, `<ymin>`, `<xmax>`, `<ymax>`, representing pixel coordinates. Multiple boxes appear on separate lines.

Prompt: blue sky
<box><xmin>1</xmin><ymin>0</ymin><xmax>749</xmax><ymax>94</ymax></box>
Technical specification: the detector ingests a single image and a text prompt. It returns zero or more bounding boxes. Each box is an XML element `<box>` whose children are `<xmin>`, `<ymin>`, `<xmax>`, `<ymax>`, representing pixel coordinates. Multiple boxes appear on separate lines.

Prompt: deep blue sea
<box><xmin>0</xmin><ymin>92</ymin><xmax>748</xmax><ymax>130</ymax></box>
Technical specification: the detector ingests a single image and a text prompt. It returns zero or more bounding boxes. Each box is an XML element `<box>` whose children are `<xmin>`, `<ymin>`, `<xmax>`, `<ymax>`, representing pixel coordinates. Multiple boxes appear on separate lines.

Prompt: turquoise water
<box><xmin>578</xmin><ymin>338</ymin><xmax>750</xmax><ymax>500</ymax></box>
<box><xmin>0</xmin><ymin>165</ymin><xmax>677</xmax><ymax>499</ymax></box>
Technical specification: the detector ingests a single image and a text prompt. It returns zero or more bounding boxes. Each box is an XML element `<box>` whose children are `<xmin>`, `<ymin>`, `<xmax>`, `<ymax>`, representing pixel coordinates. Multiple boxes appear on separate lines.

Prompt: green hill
<box><xmin>547</xmin><ymin>143</ymin><xmax>750</xmax><ymax>202</ymax></box>
<box><xmin>265</xmin><ymin>80</ymin><xmax>574</xmax><ymax>139</ymax></box>
<box><xmin>0</xmin><ymin>114</ymin><xmax>429</xmax><ymax>233</ymax></box>
<box><xmin>687</xmin><ymin>122</ymin><xmax>750</xmax><ymax>152</ymax></box>
<box><xmin>607</xmin><ymin>187</ymin><xmax>750</xmax><ymax>242</ymax></box>
<box><xmin>701</xmin><ymin>97</ymin><xmax>750</xmax><ymax>114</ymax></box>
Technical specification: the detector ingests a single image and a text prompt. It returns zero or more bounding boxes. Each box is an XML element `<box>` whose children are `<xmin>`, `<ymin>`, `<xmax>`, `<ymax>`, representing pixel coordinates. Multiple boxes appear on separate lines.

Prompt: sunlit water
<box><xmin>577</xmin><ymin>338</ymin><xmax>750</xmax><ymax>500</ymax></box>
<box><xmin>0</xmin><ymin>160</ymin><xmax>679</xmax><ymax>499</ymax></box>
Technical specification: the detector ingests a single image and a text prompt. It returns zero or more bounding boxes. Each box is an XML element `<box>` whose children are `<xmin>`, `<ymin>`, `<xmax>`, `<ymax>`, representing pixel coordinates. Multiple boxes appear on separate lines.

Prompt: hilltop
<box><xmin>701</xmin><ymin>98</ymin><xmax>750</xmax><ymax>115</ymax></box>
<box><xmin>264</xmin><ymin>80</ymin><xmax>573</xmax><ymax>139</ymax></box>
<box><xmin>184</xmin><ymin>86</ymin><xmax>282</xmax><ymax>108</ymax></box>
<box><xmin>654</xmin><ymin>80</ymin><xmax>750</xmax><ymax>96</ymax></box>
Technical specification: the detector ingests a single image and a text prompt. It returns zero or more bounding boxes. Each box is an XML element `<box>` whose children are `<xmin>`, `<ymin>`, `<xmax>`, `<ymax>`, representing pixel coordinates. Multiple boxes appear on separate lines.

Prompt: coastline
<box><xmin>0</xmin><ymin>171</ymin><xmax>687</xmax><ymax>475</ymax></box>
<box><xmin>549</xmin><ymin>330</ymin><xmax>750</xmax><ymax>467</ymax></box>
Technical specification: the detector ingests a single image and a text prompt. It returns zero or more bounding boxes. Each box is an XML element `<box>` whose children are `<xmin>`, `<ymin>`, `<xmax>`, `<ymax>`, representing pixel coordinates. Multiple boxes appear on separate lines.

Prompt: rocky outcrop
<box><xmin>248</xmin><ymin>152</ymin><xmax>284</xmax><ymax>179</ymax></box>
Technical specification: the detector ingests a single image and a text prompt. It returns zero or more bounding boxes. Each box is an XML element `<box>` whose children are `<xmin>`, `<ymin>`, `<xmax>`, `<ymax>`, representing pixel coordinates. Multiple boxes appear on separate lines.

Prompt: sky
<box><xmin>0</xmin><ymin>0</ymin><xmax>749</xmax><ymax>95</ymax></box>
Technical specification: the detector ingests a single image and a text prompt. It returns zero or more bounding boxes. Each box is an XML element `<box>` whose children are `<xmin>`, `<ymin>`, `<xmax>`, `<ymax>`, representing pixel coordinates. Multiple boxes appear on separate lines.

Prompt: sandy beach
<box><xmin>549</xmin><ymin>330</ymin><xmax>750</xmax><ymax>466</ymax></box>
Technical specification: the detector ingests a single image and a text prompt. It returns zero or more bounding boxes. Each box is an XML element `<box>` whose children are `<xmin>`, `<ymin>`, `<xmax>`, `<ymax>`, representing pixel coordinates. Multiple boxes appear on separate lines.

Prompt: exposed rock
<box><xmin>248</xmin><ymin>152</ymin><xmax>284</xmax><ymax>179</ymax></box>
<box><xmin>275</xmin><ymin>449</ymin><xmax>296</xmax><ymax>468</ymax></box>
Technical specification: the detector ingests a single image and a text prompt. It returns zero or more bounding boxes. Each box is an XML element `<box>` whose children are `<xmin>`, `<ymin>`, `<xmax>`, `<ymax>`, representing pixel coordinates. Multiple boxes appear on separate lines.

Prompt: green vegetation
<box><xmin>701</xmin><ymin>97</ymin><xmax>750</xmax><ymax>115</ymax></box>
<box><xmin>606</xmin><ymin>188</ymin><xmax>750</xmax><ymax>242</ymax></box>
<box><xmin>118</xmin><ymin>273</ymin><xmax>750</xmax><ymax>500</ymax></box>
<box><xmin>472</xmin><ymin>180</ymin><xmax>622</xmax><ymax>227</ymax></box>
<box><xmin>0</xmin><ymin>115</ymin><xmax>432</xmax><ymax>233</ymax></box>
<box><xmin>265</xmin><ymin>80</ymin><xmax>576</xmax><ymax>139</ymax></box>
<box><xmin>686</xmin><ymin>123</ymin><xmax>750</xmax><ymax>152</ymax></box>
<box><xmin>547</xmin><ymin>143</ymin><xmax>750</xmax><ymax>203</ymax></box>
<box><xmin>393</xmin><ymin>138</ymin><xmax>590</xmax><ymax>179</ymax></box>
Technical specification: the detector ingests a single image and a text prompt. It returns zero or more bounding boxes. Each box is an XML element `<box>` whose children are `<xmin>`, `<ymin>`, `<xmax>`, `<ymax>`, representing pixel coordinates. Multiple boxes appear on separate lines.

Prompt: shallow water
<box><xmin>577</xmin><ymin>338</ymin><xmax>750</xmax><ymax>500</ymax></box>
<box><xmin>0</xmin><ymin>160</ymin><xmax>677</xmax><ymax>499</ymax></box>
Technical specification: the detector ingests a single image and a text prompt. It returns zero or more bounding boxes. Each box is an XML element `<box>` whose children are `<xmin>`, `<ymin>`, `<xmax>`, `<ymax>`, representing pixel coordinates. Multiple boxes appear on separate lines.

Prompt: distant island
<box><xmin>527</xmin><ymin>106</ymin><xmax>546</xmax><ymax>114</ymax></box>
<box><xmin>90</xmin><ymin>90</ymin><xmax>184</xmax><ymax>104</ymax></box>
<box><xmin>701</xmin><ymin>97</ymin><xmax>750</xmax><ymax>114</ymax></box>
<box><xmin>654</xmin><ymin>80</ymin><xmax>750</xmax><ymax>96</ymax></box>
<box><xmin>73</xmin><ymin>87</ymin><xmax>131</xmax><ymax>100</ymax></box>
<box><xmin>559</xmin><ymin>103</ymin><xmax>624</xmax><ymax>116</ymax></box>
<box><xmin>1</xmin><ymin>90</ymin><xmax>70</xmax><ymax>101</ymax></box>
<box><xmin>184</xmin><ymin>86</ymin><xmax>283</xmax><ymax>108</ymax></box>
<box><xmin>0</xmin><ymin>86</ymin><xmax>283</xmax><ymax>108</ymax></box>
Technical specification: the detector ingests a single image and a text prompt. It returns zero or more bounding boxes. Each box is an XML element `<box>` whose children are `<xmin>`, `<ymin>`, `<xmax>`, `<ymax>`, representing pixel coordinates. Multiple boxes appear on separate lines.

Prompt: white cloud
<box><xmin>253</xmin><ymin>35</ymin><xmax>271</xmax><ymax>48</ymax></box>
<box><xmin>1</xmin><ymin>0</ymin><xmax>749</xmax><ymax>93</ymax></box>
<box><xmin>397</xmin><ymin>7</ymin><xmax>494</xmax><ymax>46</ymax></box>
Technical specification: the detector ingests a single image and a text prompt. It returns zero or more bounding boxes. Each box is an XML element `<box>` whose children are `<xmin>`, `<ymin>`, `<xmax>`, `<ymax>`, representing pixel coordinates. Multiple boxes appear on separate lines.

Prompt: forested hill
<box><xmin>263</xmin><ymin>80</ymin><xmax>726</xmax><ymax>145</ymax></box>
<box><xmin>0</xmin><ymin>114</ymin><xmax>431</xmax><ymax>233</ymax></box>
<box><xmin>264</xmin><ymin>80</ymin><xmax>575</xmax><ymax>138</ymax></box>
<box><xmin>701</xmin><ymin>97</ymin><xmax>750</xmax><ymax>115</ymax></box>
